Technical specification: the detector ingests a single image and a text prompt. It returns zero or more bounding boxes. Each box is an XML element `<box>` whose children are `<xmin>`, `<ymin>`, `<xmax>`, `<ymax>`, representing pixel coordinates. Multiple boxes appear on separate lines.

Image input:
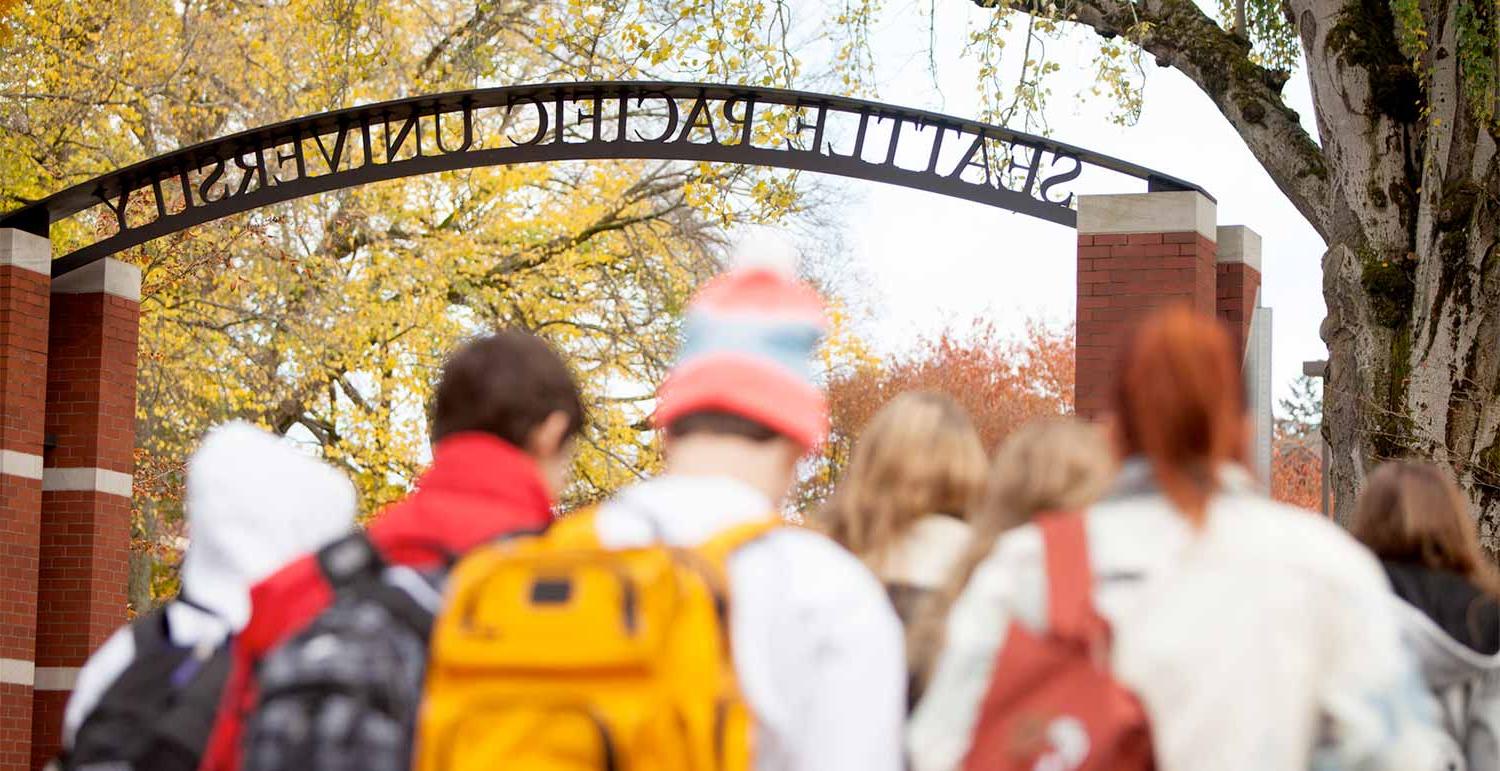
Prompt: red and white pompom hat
<box><xmin>652</xmin><ymin>232</ymin><xmax>830</xmax><ymax>452</ymax></box>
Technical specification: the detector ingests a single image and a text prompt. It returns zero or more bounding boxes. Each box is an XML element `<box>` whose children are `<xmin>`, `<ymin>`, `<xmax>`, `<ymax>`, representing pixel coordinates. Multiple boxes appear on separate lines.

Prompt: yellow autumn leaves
<box><xmin>0</xmin><ymin>0</ymin><xmax>839</xmax><ymax>550</ymax></box>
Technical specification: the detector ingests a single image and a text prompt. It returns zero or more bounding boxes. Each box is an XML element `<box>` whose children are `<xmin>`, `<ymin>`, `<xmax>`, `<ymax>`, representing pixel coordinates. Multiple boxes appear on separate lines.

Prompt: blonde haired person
<box><xmin>820</xmin><ymin>391</ymin><xmax>988</xmax><ymax>628</ymax></box>
<box><xmin>905</xmin><ymin>417</ymin><xmax>1115</xmax><ymax>699</ymax></box>
<box><xmin>910</xmin><ymin>307</ymin><xmax>1443</xmax><ymax>771</ymax></box>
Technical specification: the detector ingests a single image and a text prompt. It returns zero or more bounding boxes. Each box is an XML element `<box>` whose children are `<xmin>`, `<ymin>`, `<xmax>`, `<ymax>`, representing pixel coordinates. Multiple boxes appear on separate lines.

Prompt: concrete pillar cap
<box><xmin>0</xmin><ymin>227</ymin><xmax>50</xmax><ymax>275</ymax></box>
<box><xmin>1217</xmin><ymin>225</ymin><xmax>1262</xmax><ymax>272</ymax></box>
<box><xmin>1077</xmin><ymin>190</ymin><xmax>1216</xmax><ymax>241</ymax></box>
<box><xmin>51</xmin><ymin>258</ymin><xmax>140</xmax><ymax>301</ymax></box>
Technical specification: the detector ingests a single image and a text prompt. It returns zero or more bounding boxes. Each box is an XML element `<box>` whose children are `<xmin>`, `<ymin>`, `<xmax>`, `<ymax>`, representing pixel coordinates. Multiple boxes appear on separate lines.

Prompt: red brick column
<box><xmin>1075</xmin><ymin>191</ymin><xmax>1217</xmax><ymax>420</ymax></box>
<box><xmin>1216</xmin><ymin>225</ymin><xmax>1262</xmax><ymax>366</ymax></box>
<box><xmin>31</xmin><ymin>259</ymin><xmax>139</xmax><ymax>769</ymax></box>
<box><xmin>0</xmin><ymin>229</ymin><xmax>49</xmax><ymax>771</ymax></box>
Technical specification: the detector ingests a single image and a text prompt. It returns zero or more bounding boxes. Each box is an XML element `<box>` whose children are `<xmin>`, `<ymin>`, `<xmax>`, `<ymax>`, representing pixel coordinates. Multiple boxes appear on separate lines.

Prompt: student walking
<box><xmin>904</xmin><ymin>417</ymin><xmax>1114</xmax><ymax>702</ymax></box>
<box><xmin>909</xmin><ymin>306</ymin><xmax>1443</xmax><ymax>771</ymax></box>
<box><xmin>59</xmin><ymin>422</ymin><xmax>357</xmax><ymax>771</ymax></box>
<box><xmin>420</xmin><ymin>239</ymin><xmax>905</xmax><ymax>771</ymax></box>
<box><xmin>598</xmin><ymin>244</ymin><xmax>904</xmax><ymax>771</ymax></box>
<box><xmin>1353</xmin><ymin>460</ymin><xmax>1500</xmax><ymax>770</ymax></box>
<box><xmin>198</xmin><ymin>330</ymin><xmax>584</xmax><ymax>771</ymax></box>
<box><xmin>819</xmin><ymin>391</ymin><xmax>987</xmax><ymax>628</ymax></box>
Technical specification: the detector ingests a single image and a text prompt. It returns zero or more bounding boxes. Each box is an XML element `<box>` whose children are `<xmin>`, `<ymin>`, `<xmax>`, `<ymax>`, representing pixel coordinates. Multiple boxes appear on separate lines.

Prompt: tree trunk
<box><xmin>128</xmin><ymin>496</ymin><xmax>158</xmax><ymax>614</ymax></box>
<box><xmin>1304</xmin><ymin>0</ymin><xmax>1500</xmax><ymax>537</ymax></box>
<box><xmin>1323</xmin><ymin>176</ymin><xmax>1500</xmax><ymax>536</ymax></box>
<box><xmin>971</xmin><ymin>0</ymin><xmax>1500</xmax><ymax>534</ymax></box>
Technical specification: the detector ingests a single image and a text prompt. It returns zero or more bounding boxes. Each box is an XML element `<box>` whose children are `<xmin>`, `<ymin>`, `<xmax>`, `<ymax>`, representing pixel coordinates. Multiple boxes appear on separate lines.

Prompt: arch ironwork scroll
<box><xmin>0</xmin><ymin>82</ymin><xmax>1210</xmax><ymax>277</ymax></box>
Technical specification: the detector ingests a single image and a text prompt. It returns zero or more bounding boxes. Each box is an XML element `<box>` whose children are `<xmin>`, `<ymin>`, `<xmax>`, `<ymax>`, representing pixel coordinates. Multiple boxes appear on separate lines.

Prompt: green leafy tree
<box><xmin>1278</xmin><ymin>374</ymin><xmax>1324</xmax><ymax>443</ymax></box>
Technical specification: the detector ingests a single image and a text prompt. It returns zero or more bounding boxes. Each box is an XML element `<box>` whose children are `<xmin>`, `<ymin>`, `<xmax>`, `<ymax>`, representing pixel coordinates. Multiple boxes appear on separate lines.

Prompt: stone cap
<box><xmin>1216</xmin><ymin>225</ymin><xmax>1262</xmax><ymax>272</ymax></box>
<box><xmin>0</xmin><ymin>228</ymin><xmax>50</xmax><ymax>276</ymax></box>
<box><xmin>1076</xmin><ymin>191</ymin><xmax>1216</xmax><ymax>241</ymax></box>
<box><xmin>51</xmin><ymin>258</ymin><xmax>141</xmax><ymax>301</ymax></box>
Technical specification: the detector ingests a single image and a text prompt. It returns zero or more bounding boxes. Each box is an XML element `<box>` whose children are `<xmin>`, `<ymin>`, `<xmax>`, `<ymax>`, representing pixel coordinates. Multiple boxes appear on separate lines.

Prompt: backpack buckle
<box><xmin>317</xmin><ymin>532</ymin><xmax>385</xmax><ymax>588</ymax></box>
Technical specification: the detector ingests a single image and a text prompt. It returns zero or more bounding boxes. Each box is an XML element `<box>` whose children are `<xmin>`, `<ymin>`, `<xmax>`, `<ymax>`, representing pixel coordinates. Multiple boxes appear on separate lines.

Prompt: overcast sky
<box><xmin>780</xmin><ymin>0</ymin><xmax>1328</xmax><ymax>413</ymax></box>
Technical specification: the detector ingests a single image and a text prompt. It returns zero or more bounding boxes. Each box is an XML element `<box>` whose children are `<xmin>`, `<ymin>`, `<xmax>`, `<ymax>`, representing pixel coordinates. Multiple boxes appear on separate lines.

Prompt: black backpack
<box><xmin>65</xmin><ymin>599</ymin><xmax>232</xmax><ymax>771</ymax></box>
<box><xmin>240</xmin><ymin>531</ymin><xmax>445</xmax><ymax>771</ymax></box>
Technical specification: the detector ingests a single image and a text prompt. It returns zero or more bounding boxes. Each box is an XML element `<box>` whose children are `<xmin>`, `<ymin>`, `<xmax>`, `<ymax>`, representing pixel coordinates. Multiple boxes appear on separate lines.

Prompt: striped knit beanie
<box><xmin>653</xmin><ymin>234</ymin><xmax>829</xmax><ymax>452</ymax></box>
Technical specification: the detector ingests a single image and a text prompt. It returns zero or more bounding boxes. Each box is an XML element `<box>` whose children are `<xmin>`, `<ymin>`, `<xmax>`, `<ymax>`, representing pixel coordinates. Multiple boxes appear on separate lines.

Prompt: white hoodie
<box><xmin>62</xmin><ymin>422</ymin><xmax>357</xmax><ymax>748</ymax></box>
<box><xmin>1391</xmin><ymin>594</ymin><xmax>1500</xmax><ymax>770</ymax></box>
<box><xmin>909</xmin><ymin>461</ymin><xmax>1444</xmax><ymax>771</ymax></box>
<box><xmin>597</xmin><ymin>474</ymin><xmax>907</xmax><ymax>771</ymax></box>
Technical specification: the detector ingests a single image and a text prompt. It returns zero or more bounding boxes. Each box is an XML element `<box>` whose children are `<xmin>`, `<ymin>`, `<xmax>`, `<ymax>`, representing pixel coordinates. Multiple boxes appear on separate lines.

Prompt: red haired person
<box><xmin>909</xmin><ymin>306</ymin><xmax>1443</xmax><ymax>771</ymax></box>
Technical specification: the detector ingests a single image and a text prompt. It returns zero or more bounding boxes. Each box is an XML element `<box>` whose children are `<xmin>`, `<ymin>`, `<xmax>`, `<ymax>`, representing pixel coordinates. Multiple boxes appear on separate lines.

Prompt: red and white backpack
<box><xmin>960</xmin><ymin>512</ymin><xmax>1155</xmax><ymax>771</ymax></box>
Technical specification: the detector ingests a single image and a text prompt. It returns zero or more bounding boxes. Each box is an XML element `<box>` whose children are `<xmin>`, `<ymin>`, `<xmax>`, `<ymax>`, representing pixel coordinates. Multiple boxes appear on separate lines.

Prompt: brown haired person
<box><xmin>820</xmin><ymin>391</ymin><xmax>988</xmax><ymax>628</ymax></box>
<box><xmin>199</xmin><ymin>330</ymin><xmax>584</xmax><ymax>771</ymax></box>
<box><xmin>1353</xmin><ymin>460</ymin><xmax>1500</xmax><ymax>769</ymax></box>
<box><xmin>904</xmin><ymin>417</ymin><xmax>1114</xmax><ymax>702</ymax></box>
<box><xmin>909</xmin><ymin>306</ymin><xmax>1444</xmax><ymax>771</ymax></box>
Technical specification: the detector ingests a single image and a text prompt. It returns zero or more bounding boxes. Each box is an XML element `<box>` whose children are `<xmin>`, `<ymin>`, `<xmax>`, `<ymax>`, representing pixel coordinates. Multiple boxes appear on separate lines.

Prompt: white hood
<box><xmin>1393</xmin><ymin>597</ymin><xmax>1500</xmax><ymax>689</ymax></box>
<box><xmin>177</xmin><ymin>421</ymin><xmax>357</xmax><ymax>631</ymax></box>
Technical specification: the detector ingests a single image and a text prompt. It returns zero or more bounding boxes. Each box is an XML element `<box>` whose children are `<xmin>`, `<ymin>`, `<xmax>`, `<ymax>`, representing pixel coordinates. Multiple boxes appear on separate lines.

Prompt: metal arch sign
<box><xmin>0</xmin><ymin>82</ymin><xmax>1210</xmax><ymax>277</ymax></box>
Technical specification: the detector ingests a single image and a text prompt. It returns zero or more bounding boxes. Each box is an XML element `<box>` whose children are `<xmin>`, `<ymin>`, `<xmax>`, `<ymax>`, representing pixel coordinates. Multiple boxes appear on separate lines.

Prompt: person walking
<box><xmin>904</xmin><ymin>417</ymin><xmax>1114</xmax><ymax>702</ymax></box>
<box><xmin>819</xmin><ymin>391</ymin><xmax>987</xmax><ymax>628</ymax></box>
<box><xmin>909</xmin><ymin>305</ymin><xmax>1443</xmax><ymax>771</ymax></box>
<box><xmin>198</xmin><ymin>330</ymin><xmax>585</xmax><ymax>771</ymax></box>
<box><xmin>60</xmin><ymin>422</ymin><xmax>357</xmax><ymax>771</ymax></box>
<box><xmin>1353</xmin><ymin>460</ymin><xmax>1500</xmax><ymax>770</ymax></box>
<box><xmin>431</xmin><ymin>237</ymin><xmax>905</xmax><ymax>771</ymax></box>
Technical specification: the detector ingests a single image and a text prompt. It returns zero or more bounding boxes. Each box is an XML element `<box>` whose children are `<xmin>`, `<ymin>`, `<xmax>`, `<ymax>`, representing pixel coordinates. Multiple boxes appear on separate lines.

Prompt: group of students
<box><xmin>50</xmin><ymin>237</ymin><xmax>1500</xmax><ymax>771</ymax></box>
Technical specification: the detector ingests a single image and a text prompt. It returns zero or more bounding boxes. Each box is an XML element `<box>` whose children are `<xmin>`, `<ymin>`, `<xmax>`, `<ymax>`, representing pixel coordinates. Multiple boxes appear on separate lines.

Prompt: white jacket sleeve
<box><xmin>798</xmin><ymin>565</ymin><xmax>907</xmax><ymax>771</ymax></box>
<box><xmin>729</xmin><ymin>530</ymin><xmax>907</xmax><ymax>771</ymax></box>
<box><xmin>1312</xmin><ymin>557</ymin><xmax>1448</xmax><ymax>770</ymax></box>
<box><xmin>907</xmin><ymin>527</ymin><xmax>1042</xmax><ymax>771</ymax></box>
<box><xmin>62</xmin><ymin>625</ymin><xmax>135</xmax><ymax>749</ymax></box>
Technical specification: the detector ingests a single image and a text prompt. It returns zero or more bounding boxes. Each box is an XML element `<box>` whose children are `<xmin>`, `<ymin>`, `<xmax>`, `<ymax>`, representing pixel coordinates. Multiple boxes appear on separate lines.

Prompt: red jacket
<box><xmin>197</xmin><ymin>432</ymin><xmax>555</xmax><ymax>771</ymax></box>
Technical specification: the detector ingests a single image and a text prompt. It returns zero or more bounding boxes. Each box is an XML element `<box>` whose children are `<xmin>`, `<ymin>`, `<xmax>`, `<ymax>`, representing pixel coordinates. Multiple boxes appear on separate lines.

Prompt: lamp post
<box><xmin>1303</xmin><ymin>359</ymin><xmax>1329</xmax><ymax>518</ymax></box>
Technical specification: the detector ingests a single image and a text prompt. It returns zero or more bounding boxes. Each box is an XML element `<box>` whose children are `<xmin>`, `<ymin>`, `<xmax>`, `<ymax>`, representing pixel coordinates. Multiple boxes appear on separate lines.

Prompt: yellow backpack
<box><xmin>414</xmin><ymin>508</ymin><xmax>780</xmax><ymax>771</ymax></box>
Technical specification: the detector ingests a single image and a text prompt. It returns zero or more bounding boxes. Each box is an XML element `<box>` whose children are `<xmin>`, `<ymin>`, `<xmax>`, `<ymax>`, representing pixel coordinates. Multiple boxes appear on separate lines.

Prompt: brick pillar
<box><xmin>1216</xmin><ymin>225</ymin><xmax>1262</xmax><ymax>365</ymax></box>
<box><xmin>31</xmin><ymin>259</ymin><xmax>139</xmax><ymax>769</ymax></box>
<box><xmin>0</xmin><ymin>229</ymin><xmax>49</xmax><ymax>771</ymax></box>
<box><xmin>1075</xmin><ymin>191</ymin><xmax>1218</xmax><ymax>420</ymax></box>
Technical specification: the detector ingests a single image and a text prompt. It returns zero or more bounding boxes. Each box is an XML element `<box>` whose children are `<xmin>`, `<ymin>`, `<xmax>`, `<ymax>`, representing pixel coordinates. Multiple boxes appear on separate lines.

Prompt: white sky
<box><xmin>792</xmin><ymin>1</ymin><xmax>1328</xmax><ymax>412</ymax></box>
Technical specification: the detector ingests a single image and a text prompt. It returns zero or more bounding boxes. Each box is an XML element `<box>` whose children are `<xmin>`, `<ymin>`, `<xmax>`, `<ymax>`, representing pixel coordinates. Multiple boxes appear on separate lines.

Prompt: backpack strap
<box><xmin>546</xmin><ymin>506</ymin><xmax>602</xmax><ymax>550</ymax></box>
<box><xmin>153</xmin><ymin>642</ymin><xmax>233</xmax><ymax>763</ymax></box>
<box><xmin>314</xmin><ymin>530</ymin><xmax>435</xmax><ymax>639</ymax></box>
<box><xmin>131</xmin><ymin>606</ymin><xmax>171</xmax><ymax>658</ymax></box>
<box><xmin>695</xmin><ymin>517</ymin><xmax>782</xmax><ymax>569</ymax></box>
<box><xmin>1037</xmin><ymin>512</ymin><xmax>1110</xmax><ymax>648</ymax></box>
<box><xmin>174</xmin><ymin>590</ymin><xmax>217</xmax><ymax>618</ymax></box>
<box><xmin>547</xmin><ymin>505</ymin><xmax>778</xmax><ymax>564</ymax></box>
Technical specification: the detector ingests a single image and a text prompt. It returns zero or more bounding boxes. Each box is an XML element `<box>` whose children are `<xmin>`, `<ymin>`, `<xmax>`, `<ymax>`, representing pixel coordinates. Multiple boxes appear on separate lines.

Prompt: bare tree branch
<box><xmin>975</xmin><ymin>0</ymin><xmax>1332</xmax><ymax>236</ymax></box>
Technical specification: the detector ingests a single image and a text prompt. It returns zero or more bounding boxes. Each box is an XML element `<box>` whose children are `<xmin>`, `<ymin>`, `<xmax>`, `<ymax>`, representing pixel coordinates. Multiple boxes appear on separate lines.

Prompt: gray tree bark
<box><xmin>983</xmin><ymin>0</ymin><xmax>1500</xmax><ymax>536</ymax></box>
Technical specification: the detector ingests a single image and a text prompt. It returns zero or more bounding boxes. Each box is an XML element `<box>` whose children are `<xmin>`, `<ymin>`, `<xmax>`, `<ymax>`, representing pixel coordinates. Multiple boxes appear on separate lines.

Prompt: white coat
<box><xmin>909</xmin><ymin>460</ymin><xmax>1445</xmax><ymax>771</ymax></box>
<box><xmin>61</xmin><ymin>422</ymin><xmax>357</xmax><ymax>748</ymax></box>
<box><xmin>598</xmin><ymin>474</ymin><xmax>907</xmax><ymax>771</ymax></box>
